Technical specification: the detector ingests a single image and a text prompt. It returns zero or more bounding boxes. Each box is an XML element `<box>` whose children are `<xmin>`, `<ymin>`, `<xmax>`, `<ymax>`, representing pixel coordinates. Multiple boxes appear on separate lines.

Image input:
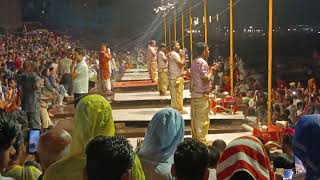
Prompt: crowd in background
<box><xmin>1</xmin><ymin>94</ymin><xmax>320</xmax><ymax>180</ymax></box>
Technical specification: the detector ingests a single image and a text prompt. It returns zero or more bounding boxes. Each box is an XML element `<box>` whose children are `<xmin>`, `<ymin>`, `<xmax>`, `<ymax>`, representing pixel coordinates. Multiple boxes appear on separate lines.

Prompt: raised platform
<box><xmin>125</xmin><ymin>68</ymin><xmax>148</xmax><ymax>73</ymax></box>
<box><xmin>49</xmin><ymin>67</ymin><xmax>248</xmax><ymax>138</ymax></box>
<box><xmin>112</xmin><ymin>106</ymin><xmax>245</xmax><ymax>122</ymax></box>
<box><xmin>121</xmin><ymin>71</ymin><xmax>150</xmax><ymax>81</ymax></box>
<box><xmin>112</xmin><ymin>80</ymin><xmax>157</xmax><ymax>89</ymax></box>
<box><xmin>127</xmin><ymin>132</ymin><xmax>252</xmax><ymax>148</ymax></box>
<box><xmin>113</xmin><ymin>90</ymin><xmax>191</xmax><ymax>102</ymax></box>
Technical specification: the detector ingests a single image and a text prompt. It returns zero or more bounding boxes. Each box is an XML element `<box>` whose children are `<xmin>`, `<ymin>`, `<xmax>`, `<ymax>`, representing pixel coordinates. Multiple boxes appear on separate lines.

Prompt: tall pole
<box><xmin>229</xmin><ymin>0</ymin><xmax>234</xmax><ymax>96</ymax></box>
<box><xmin>189</xmin><ymin>5</ymin><xmax>193</xmax><ymax>62</ymax></box>
<box><xmin>174</xmin><ymin>11</ymin><xmax>177</xmax><ymax>41</ymax></box>
<box><xmin>267</xmin><ymin>0</ymin><xmax>273</xmax><ymax>127</ymax></box>
<box><xmin>168</xmin><ymin>15</ymin><xmax>171</xmax><ymax>47</ymax></box>
<box><xmin>181</xmin><ymin>4</ymin><xmax>185</xmax><ymax>49</ymax></box>
<box><xmin>164</xmin><ymin>15</ymin><xmax>167</xmax><ymax>45</ymax></box>
<box><xmin>204</xmin><ymin>0</ymin><xmax>208</xmax><ymax>44</ymax></box>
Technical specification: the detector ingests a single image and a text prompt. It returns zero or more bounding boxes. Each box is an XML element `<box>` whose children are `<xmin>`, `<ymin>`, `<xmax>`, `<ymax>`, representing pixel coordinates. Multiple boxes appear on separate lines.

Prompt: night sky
<box><xmin>20</xmin><ymin>0</ymin><xmax>319</xmax><ymax>46</ymax></box>
<box><xmin>198</xmin><ymin>0</ymin><xmax>320</xmax><ymax>27</ymax></box>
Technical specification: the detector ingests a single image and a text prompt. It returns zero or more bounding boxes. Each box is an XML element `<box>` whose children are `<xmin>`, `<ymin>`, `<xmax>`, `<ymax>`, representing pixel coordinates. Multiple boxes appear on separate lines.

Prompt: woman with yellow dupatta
<box><xmin>43</xmin><ymin>94</ymin><xmax>145</xmax><ymax>180</ymax></box>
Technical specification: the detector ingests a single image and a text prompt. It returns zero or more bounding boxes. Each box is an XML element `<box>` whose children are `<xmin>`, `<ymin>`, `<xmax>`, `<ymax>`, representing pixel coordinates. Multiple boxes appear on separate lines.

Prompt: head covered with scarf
<box><xmin>217</xmin><ymin>136</ymin><xmax>275</xmax><ymax>180</ymax></box>
<box><xmin>138</xmin><ymin>108</ymin><xmax>185</xmax><ymax>163</ymax></box>
<box><xmin>294</xmin><ymin>115</ymin><xmax>320</xmax><ymax>179</ymax></box>
<box><xmin>44</xmin><ymin>94</ymin><xmax>144</xmax><ymax>180</ymax></box>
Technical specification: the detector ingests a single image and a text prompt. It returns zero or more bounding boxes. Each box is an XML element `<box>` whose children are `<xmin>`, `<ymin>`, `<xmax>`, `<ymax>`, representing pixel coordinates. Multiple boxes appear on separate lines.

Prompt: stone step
<box><xmin>116</xmin><ymin>124</ymin><xmax>249</xmax><ymax>138</ymax></box>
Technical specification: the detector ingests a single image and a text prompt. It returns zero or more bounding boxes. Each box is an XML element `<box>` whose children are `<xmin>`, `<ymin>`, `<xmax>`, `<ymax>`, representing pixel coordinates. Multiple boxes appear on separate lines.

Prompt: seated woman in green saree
<box><xmin>43</xmin><ymin>94</ymin><xmax>145</xmax><ymax>180</ymax></box>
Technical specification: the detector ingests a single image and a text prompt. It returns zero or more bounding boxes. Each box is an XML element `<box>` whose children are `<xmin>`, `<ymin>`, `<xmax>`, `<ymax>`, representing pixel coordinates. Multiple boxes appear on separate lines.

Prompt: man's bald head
<box><xmin>37</xmin><ymin>127</ymin><xmax>72</xmax><ymax>171</ymax></box>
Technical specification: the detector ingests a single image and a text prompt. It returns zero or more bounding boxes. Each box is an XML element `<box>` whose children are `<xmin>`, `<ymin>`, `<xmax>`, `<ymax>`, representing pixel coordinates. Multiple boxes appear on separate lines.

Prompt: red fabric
<box><xmin>219</xmin><ymin>145</ymin><xmax>269</xmax><ymax>168</ymax></box>
<box><xmin>276</xmin><ymin>80</ymin><xmax>286</xmax><ymax>90</ymax></box>
<box><xmin>217</xmin><ymin>160</ymin><xmax>268</xmax><ymax>180</ymax></box>
<box><xmin>211</xmin><ymin>96</ymin><xmax>240</xmax><ymax>113</ymax></box>
<box><xmin>15</xmin><ymin>57</ymin><xmax>23</xmax><ymax>70</ymax></box>
<box><xmin>217</xmin><ymin>136</ymin><xmax>275</xmax><ymax>180</ymax></box>
<box><xmin>99</xmin><ymin>51</ymin><xmax>112</xmax><ymax>80</ymax></box>
<box><xmin>252</xmin><ymin>126</ymin><xmax>283</xmax><ymax>143</ymax></box>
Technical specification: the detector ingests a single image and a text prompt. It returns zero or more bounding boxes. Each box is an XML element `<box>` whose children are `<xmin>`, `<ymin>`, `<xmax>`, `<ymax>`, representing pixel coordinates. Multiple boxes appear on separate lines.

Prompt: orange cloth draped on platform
<box><xmin>99</xmin><ymin>51</ymin><xmax>112</xmax><ymax>80</ymax></box>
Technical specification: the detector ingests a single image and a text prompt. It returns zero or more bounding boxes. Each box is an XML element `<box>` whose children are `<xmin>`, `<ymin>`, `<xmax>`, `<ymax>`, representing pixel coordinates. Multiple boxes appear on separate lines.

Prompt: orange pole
<box><xmin>229</xmin><ymin>0</ymin><xmax>234</xmax><ymax>96</ymax></box>
<box><xmin>267</xmin><ymin>0</ymin><xmax>273</xmax><ymax>127</ymax></box>
<box><xmin>181</xmin><ymin>9</ymin><xmax>185</xmax><ymax>49</ymax></box>
<box><xmin>168</xmin><ymin>15</ymin><xmax>171</xmax><ymax>47</ymax></box>
<box><xmin>204</xmin><ymin>0</ymin><xmax>208</xmax><ymax>44</ymax></box>
<box><xmin>174</xmin><ymin>12</ymin><xmax>177</xmax><ymax>41</ymax></box>
<box><xmin>189</xmin><ymin>6</ymin><xmax>193</xmax><ymax>62</ymax></box>
<box><xmin>164</xmin><ymin>16</ymin><xmax>167</xmax><ymax>45</ymax></box>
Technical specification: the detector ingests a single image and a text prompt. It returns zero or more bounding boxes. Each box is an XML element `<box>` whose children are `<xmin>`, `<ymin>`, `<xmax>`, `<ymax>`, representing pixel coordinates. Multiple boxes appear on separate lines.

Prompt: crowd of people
<box><xmin>1</xmin><ymin>95</ymin><xmax>320</xmax><ymax>180</ymax></box>
<box><xmin>0</xmin><ymin>28</ymin><xmax>320</xmax><ymax>180</ymax></box>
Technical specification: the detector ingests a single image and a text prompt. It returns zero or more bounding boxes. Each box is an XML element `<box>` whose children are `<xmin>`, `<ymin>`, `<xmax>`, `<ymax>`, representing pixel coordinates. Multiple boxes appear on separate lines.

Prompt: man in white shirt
<box><xmin>147</xmin><ymin>40</ymin><xmax>158</xmax><ymax>83</ymax></box>
<box><xmin>71</xmin><ymin>47</ymin><xmax>89</xmax><ymax>108</ymax></box>
<box><xmin>157</xmin><ymin>43</ymin><xmax>169</xmax><ymax>96</ymax></box>
<box><xmin>168</xmin><ymin>41</ymin><xmax>186</xmax><ymax>113</ymax></box>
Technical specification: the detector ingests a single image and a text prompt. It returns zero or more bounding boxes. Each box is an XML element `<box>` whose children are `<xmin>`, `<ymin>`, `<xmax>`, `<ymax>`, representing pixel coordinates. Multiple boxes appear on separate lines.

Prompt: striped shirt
<box><xmin>217</xmin><ymin>136</ymin><xmax>275</xmax><ymax>180</ymax></box>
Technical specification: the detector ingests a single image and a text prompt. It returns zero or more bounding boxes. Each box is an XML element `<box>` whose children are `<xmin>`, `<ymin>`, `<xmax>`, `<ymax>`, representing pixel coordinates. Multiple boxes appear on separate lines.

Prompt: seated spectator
<box><xmin>280</xmin><ymin>109</ymin><xmax>291</xmax><ymax>125</ymax></box>
<box><xmin>41</xmin><ymin>68</ymin><xmax>61</xmax><ymax>105</ymax></box>
<box><xmin>43</xmin><ymin>94</ymin><xmax>145</xmax><ymax>180</ymax></box>
<box><xmin>171</xmin><ymin>139</ymin><xmax>209</xmax><ymax>180</ymax></box>
<box><xmin>248</xmin><ymin>93</ymin><xmax>256</xmax><ymax>116</ymax></box>
<box><xmin>282</xmin><ymin>134</ymin><xmax>293</xmax><ymax>158</ymax></box>
<box><xmin>84</xmin><ymin>136</ymin><xmax>134</xmax><ymax>180</ymax></box>
<box><xmin>270</xmin><ymin>152</ymin><xmax>294</xmax><ymax>170</ymax></box>
<box><xmin>216</xmin><ymin>136</ymin><xmax>275</xmax><ymax>180</ymax></box>
<box><xmin>0</xmin><ymin>116</ymin><xmax>19</xmax><ymax>180</ymax></box>
<box><xmin>138</xmin><ymin>108</ymin><xmax>185</xmax><ymax>180</ymax></box>
<box><xmin>272</xmin><ymin>104</ymin><xmax>281</xmax><ymax>124</ymax></box>
<box><xmin>3</xmin><ymin>78</ymin><xmax>20</xmax><ymax>112</ymax></box>
<box><xmin>37</xmin><ymin>127</ymin><xmax>72</xmax><ymax>180</ymax></box>
<box><xmin>294</xmin><ymin>115</ymin><xmax>320</xmax><ymax>179</ymax></box>
<box><xmin>285</xmin><ymin>97</ymin><xmax>297</xmax><ymax>124</ymax></box>
<box><xmin>0</xmin><ymin>77</ymin><xmax>6</xmax><ymax>110</ymax></box>
<box><xmin>211</xmin><ymin>139</ymin><xmax>226</xmax><ymax>153</ymax></box>
<box><xmin>4</xmin><ymin>128</ymin><xmax>42</xmax><ymax>180</ymax></box>
<box><xmin>39</xmin><ymin>102</ymin><xmax>54</xmax><ymax>130</ymax></box>
<box><xmin>48</xmin><ymin>67</ymin><xmax>69</xmax><ymax>98</ymax></box>
<box><xmin>257</xmin><ymin>105</ymin><xmax>267</xmax><ymax>125</ymax></box>
<box><xmin>207</xmin><ymin>146</ymin><xmax>220</xmax><ymax>180</ymax></box>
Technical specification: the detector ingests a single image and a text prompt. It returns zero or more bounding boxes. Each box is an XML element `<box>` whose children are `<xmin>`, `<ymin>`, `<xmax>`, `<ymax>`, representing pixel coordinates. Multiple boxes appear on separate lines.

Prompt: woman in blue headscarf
<box><xmin>294</xmin><ymin>114</ymin><xmax>320</xmax><ymax>180</ymax></box>
<box><xmin>138</xmin><ymin>108</ymin><xmax>185</xmax><ymax>180</ymax></box>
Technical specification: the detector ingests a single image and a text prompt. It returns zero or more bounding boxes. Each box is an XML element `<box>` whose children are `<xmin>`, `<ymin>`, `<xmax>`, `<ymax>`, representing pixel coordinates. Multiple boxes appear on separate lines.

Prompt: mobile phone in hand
<box><xmin>27</xmin><ymin>129</ymin><xmax>41</xmax><ymax>154</ymax></box>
